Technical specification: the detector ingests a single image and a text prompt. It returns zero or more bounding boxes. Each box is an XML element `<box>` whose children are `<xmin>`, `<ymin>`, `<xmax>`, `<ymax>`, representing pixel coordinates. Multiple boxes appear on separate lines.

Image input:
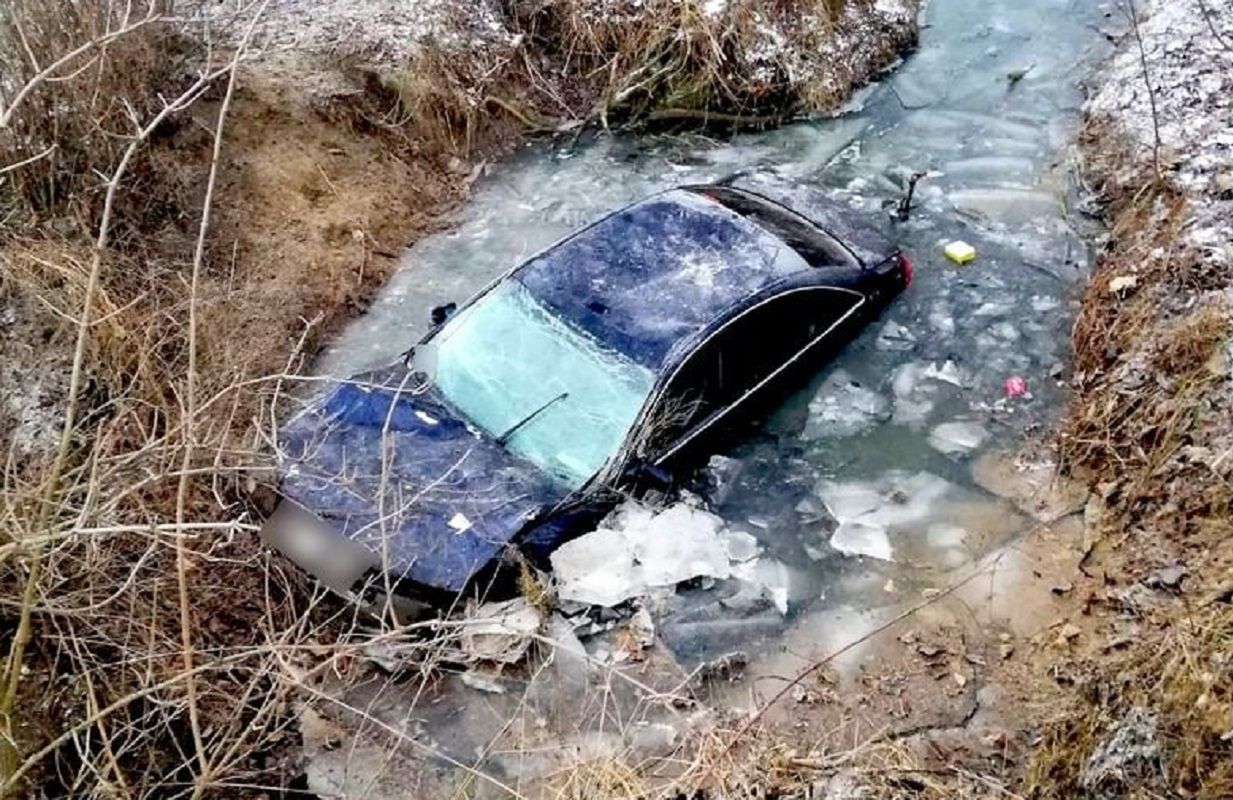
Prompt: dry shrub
<box><xmin>0</xmin><ymin>0</ymin><xmax>198</xmax><ymax>238</ymax></box>
<box><xmin>1025</xmin><ymin>604</ymin><xmax>1233</xmax><ymax>799</ymax></box>
<box><xmin>383</xmin><ymin>38</ymin><xmax>534</xmax><ymax>156</ymax></box>
<box><xmin>384</xmin><ymin>0</ymin><xmax>916</xmax><ymax>153</ymax></box>
<box><xmin>509</xmin><ymin>0</ymin><xmax>858</xmax><ymax>124</ymax></box>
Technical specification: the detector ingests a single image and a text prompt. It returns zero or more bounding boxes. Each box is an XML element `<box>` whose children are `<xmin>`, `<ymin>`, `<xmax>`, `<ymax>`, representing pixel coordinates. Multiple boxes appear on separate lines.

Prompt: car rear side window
<box><xmin>642</xmin><ymin>286</ymin><xmax>863</xmax><ymax>456</ymax></box>
<box><xmin>692</xmin><ymin>186</ymin><xmax>860</xmax><ymax>269</ymax></box>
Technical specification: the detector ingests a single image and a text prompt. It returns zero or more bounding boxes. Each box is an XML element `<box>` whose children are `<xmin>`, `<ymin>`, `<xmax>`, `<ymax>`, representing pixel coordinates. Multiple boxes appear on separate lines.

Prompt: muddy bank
<box><xmin>1019</xmin><ymin>1</ymin><xmax>1233</xmax><ymax>796</ymax></box>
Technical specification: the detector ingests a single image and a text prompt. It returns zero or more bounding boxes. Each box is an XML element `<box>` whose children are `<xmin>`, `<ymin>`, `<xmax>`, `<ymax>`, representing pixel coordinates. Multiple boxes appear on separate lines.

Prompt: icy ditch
<box><xmin>301</xmin><ymin>0</ymin><xmax>1116</xmax><ymax>791</ymax></box>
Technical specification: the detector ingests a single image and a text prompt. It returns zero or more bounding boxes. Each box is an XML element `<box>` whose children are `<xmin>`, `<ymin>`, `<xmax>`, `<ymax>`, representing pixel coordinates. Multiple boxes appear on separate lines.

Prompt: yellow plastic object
<box><xmin>944</xmin><ymin>240</ymin><xmax>976</xmax><ymax>265</ymax></box>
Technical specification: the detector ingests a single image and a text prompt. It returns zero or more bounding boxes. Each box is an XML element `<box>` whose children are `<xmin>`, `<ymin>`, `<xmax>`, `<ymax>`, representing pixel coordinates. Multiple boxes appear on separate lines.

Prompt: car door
<box><xmin>639</xmin><ymin>285</ymin><xmax>866</xmax><ymax>465</ymax></box>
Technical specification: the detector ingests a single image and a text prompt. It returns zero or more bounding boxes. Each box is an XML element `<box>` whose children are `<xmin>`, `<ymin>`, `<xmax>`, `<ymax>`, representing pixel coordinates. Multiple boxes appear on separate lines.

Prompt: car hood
<box><xmin>277</xmin><ymin>365</ymin><xmax>568</xmax><ymax>592</ymax></box>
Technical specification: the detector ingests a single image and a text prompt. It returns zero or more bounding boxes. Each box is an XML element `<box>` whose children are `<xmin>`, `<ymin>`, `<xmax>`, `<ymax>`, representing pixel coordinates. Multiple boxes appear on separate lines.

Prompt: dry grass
<box><xmin>1025</xmin><ymin>604</ymin><xmax>1233</xmax><ymax>799</ymax></box>
<box><xmin>1031</xmin><ymin>112</ymin><xmax>1233</xmax><ymax>799</ymax></box>
<box><xmin>386</xmin><ymin>0</ymin><xmax>916</xmax><ymax>153</ymax></box>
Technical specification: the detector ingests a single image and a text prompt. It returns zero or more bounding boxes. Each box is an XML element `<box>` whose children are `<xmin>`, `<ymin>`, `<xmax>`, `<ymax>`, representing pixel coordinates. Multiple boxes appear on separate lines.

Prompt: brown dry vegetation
<box><xmin>0</xmin><ymin>1</ymin><xmax>921</xmax><ymax>797</ymax></box>
<box><xmin>1018</xmin><ymin>113</ymin><xmax>1233</xmax><ymax>798</ymax></box>
<box><xmin>393</xmin><ymin>0</ymin><xmax>918</xmax><ymax>149</ymax></box>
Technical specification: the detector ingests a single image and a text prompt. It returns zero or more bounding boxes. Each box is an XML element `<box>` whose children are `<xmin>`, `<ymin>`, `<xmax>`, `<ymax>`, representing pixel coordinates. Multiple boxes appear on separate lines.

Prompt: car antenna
<box><xmin>497</xmin><ymin>392</ymin><xmax>569</xmax><ymax>446</ymax></box>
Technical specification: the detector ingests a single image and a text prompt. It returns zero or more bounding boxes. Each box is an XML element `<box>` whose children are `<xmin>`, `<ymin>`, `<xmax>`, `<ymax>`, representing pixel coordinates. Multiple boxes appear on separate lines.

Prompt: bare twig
<box><xmin>1123</xmin><ymin>0</ymin><xmax>1164</xmax><ymax>181</ymax></box>
<box><xmin>0</xmin><ymin>54</ymin><xmax>233</xmax><ymax>797</ymax></box>
<box><xmin>1196</xmin><ymin>0</ymin><xmax>1232</xmax><ymax>51</ymax></box>
<box><xmin>0</xmin><ymin>9</ymin><xmax>163</xmax><ymax>129</ymax></box>
<box><xmin>173</xmin><ymin>4</ymin><xmax>269</xmax><ymax>793</ymax></box>
<box><xmin>0</xmin><ymin>144</ymin><xmax>56</xmax><ymax>176</ymax></box>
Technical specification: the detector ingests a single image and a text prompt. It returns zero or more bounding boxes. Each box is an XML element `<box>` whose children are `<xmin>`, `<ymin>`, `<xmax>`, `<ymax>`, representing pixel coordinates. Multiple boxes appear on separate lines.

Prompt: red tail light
<box><xmin>898</xmin><ymin>251</ymin><xmax>913</xmax><ymax>287</ymax></box>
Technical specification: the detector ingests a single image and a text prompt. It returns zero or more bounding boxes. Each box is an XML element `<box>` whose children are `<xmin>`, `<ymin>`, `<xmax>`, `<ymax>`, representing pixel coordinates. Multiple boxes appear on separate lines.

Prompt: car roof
<box><xmin>514</xmin><ymin>189</ymin><xmax>814</xmax><ymax>370</ymax></box>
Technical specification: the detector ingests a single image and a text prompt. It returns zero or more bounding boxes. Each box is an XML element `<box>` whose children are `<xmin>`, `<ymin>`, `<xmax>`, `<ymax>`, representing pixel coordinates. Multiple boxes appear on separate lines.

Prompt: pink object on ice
<box><xmin>1003</xmin><ymin>376</ymin><xmax>1028</xmax><ymax>398</ymax></box>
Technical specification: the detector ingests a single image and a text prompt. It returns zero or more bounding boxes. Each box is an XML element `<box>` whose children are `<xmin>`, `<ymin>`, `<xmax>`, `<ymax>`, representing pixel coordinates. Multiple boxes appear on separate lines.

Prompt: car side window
<box><xmin>638</xmin><ymin>287</ymin><xmax>863</xmax><ymax>457</ymax></box>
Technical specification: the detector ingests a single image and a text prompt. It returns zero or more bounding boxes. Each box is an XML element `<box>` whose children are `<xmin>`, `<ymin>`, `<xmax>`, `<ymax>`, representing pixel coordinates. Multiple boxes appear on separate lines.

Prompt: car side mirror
<box><xmin>622</xmin><ymin>458</ymin><xmax>674</xmax><ymax>492</ymax></box>
<box><xmin>430</xmin><ymin>302</ymin><xmax>457</xmax><ymax>327</ymax></box>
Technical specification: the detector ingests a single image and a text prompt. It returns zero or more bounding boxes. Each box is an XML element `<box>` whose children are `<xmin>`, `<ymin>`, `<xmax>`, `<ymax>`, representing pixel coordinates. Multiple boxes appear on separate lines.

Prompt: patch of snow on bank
<box><xmin>1089</xmin><ymin>0</ymin><xmax>1233</xmax><ymax>263</ymax></box>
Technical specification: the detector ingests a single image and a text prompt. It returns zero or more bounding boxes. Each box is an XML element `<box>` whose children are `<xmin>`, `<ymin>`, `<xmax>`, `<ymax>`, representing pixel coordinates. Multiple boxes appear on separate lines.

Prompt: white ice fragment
<box><xmin>460</xmin><ymin>671</ymin><xmax>505</xmax><ymax>694</ymax></box>
<box><xmin>721</xmin><ymin>530</ymin><xmax>761</xmax><ymax>563</ymax></box>
<box><xmin>818</xmin><ymin>481</ymin><xmax>883</xmax><ymax>521</ymax></box>
<box><xmin>550</xmin><ymin>501</ymin><xmax>732</xmax><ymax>607</ymax></box>
<box><xmin>1031</xmin><ymin>295</ymin><xmax>1060</xmax><ymax>312</ymax></box>
<box><xmin>875</xmin><ymin>320</ymin><xmax>917</xmax><ymax>351</ymax></box>
<box><xmin>817</xmin><ymin>472</ymin><xmax>962</xmax><ymax>562</ymax></box>
<box><xmin>830</xmin><ymin>521</ymin><xmax>894</xmax><ymax>561</ymax></box>
<box><xmin>447</xmin><ymin>512</ymin><xmax>473</xmax><ymax>533</ymax></box>
<box><xmin>551</xmin><ymin>527</ymin><xmax>642</xmax><ymax>607</ymax></box>
<box><xmin>730</xmin><ymin>557</ymin><xmax>794</xmax><ymax>615</ymax></box>
<box><xmin>414</xmin><ymin>410</ymin><xmax>439</xmax><ymax>425</ymax></box>
<box><xmin>460</xmin><ymin>598</ymin><xmax>542</xmax><ymax>665</ymax></box>
<box><xmin>928</xmin><ymin>420</ymin><xmax>988</xmax><ymax>455</ymax></box>
<box><xmin>804</xmin><ymin>369</ymin><xmax>890</xmax><ymax>439</ymax></box>
<box><xmin>627</xmin><ymin>504</ymin><xmax>731</xmax><ymax>587</ymax></box>
<box><xmin>928</xmin><ymin>306</ymin><xmax>956</xmax><ymax>336</ymax></box>
<box><xmin>923</xmin><ymin>360</ymin><xmax>966</xmax><ymax>387</ymax></box>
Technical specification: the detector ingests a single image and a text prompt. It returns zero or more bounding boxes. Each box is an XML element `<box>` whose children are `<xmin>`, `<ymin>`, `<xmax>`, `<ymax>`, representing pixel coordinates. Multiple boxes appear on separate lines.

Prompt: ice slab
<box><xmin>818</xmin><ymin>471</ymin><xmax>963</xmax><ymax>561</ymax></box>
<box><xmin>551</xmin><ymin>528</ymin><xmax>642</xmax><ymax>607</ymax></box>
<box><xmin>461</xmin><ymin>597</ymin><xmax>543</xmax><ymax>665</ymax></box>
<box><xmin>550</xmin><ymin>501</ymin><xmax>734</xmax><ymax>607</ymax></box>
<box><xmin>830</xmin><ymin>521</ymin><xmax>894</xmax><ymax>561</ymax></box>
<box><xmin>803</xmin><ymin>369</ymin><xmax>890</xmax><ymax>439</ymax></box>
<box><xmin>928</xmin><ymin>420</ymin><xmax>988</xmax><ymax>455</ymax></box>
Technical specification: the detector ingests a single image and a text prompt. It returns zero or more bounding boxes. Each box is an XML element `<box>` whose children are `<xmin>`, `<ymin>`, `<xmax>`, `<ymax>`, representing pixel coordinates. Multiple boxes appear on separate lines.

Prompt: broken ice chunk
<box><xmin>817</xmin><ymin>481</ymin><xmax>883</xmax><ymax>522</ymax></box>
<box><xmin>549</xmin><ymin>501</ymin><xmax>733</xmax><ymax>607</ymax></box>
<box><xmin>923</xmin><ymin>360</ymin><xmax>967</xmax><ymax>387</ymax></box>
<box><xmin>816</xmin><ymin>471</ymin><xmax>963</xmax><ymax>562</ymax></box>
<box><xmin>447</xmin><ymin>512</ymin><xmax>473</xmax><ymax>533</ymax></box>
<box><xmin>720</xmin><ymin>530</ymin><xmax>761</xmax><ymax>563</ymax></box>
<box><xmin>627</xmin><ymin>504</ymin><xmax>732</xmax><ymax>587</ymax></box>
<box><xmin>551</xmin><ymin>528</ymin><xmax>642</xmax><ymax>607</ymax></box>
<box><xmin>729</xmin><ymin>557</ymin><xmax>797</xmax><ymax>615</ymax></box>
<box><xmin>803</xmin><ymin>369</ymin><xmax>890</xmax><ymax>439</ymax></box>
<box><xmin>875</xmin><ymin>321</ymin><xmax>917</xmax><ymax>351</ymax></box>
<box><xmin>928</xmin><ymin>420</ymin><xmax>988</xmax><ymax>455</ymax></box>
<box><xmin>460</xmin><ymin>598</ymin><xmax>542</xmax><ymax>665</ymax></box>
<box><xmin>830</xmin><ymin>521</ymin><xmax>893</xmax><ymax>561</ymax></box>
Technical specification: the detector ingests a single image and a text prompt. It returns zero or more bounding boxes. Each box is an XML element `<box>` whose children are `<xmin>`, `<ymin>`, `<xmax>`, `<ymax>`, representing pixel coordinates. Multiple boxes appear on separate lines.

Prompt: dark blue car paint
<box><xmin>279</xmin><ymin>367</ymin><xmax>568</xmax><ymax>592</ymax></box>
<box><xmin>273</xmin><ymin>185</ymin><xmax>905</xmax><ymax>598</ymax></box>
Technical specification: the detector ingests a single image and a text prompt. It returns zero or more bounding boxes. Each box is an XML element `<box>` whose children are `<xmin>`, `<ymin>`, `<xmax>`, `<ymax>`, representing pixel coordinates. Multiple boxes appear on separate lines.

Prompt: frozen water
<box><xmin>314</xmin><ymin>0</ymin><xmax>1112</xmax><ymax>678</ymax></box>
<box><xmin>928</xmin><ymin>420</ymin><xmax>988</xmax><ymax>455</ymax></box>
<box><xmin>831</xmin><ymin>521</ymin><xmax>894</xmax><ymax>561</ymax></box>
<box><xmin>550</xmin><ymin>501</ymin><xmax>759</xmax><ymax>607</ymax></box>
<box><xmin>628</xmin><ymin>504</ymin><xmax>732</xmax><ymax>587</ymax></box>
<box><xmin>818</xmin><ymin>471</ymin><xmax>970</xmax><ymax>562</ymax></box>
<box><xmin>875</xmin><ymin>320</ymin><xmax>916</xmax><ymax>351</ymax></box>
<box><xmin>803</xmin><ymin>369</ymin><xmax>890</xmax><ymax>439</ymax></box>
<box><xmin>720</xmin><ymin>530</ymin><xmax>761</xmax><ymax>563</ymax></box>
<box><xmin>551</xmin><ymin>527</ymin><xmax>641</xmax><ymax>607</ymax></box>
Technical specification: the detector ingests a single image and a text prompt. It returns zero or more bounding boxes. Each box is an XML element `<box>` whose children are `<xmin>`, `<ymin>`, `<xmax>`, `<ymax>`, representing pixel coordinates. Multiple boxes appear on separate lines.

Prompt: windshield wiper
<box><xmin>496</xmin><ymin>392</ymin><xmax>569</xmax><ymax>446</ymax></box>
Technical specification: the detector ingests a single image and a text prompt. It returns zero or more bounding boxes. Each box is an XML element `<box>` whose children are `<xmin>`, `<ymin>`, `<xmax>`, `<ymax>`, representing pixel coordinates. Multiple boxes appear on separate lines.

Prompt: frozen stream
<box><xmin>306</xmin><ymin>0</ymin><xmax>1117</xmax><ymax>790</ymax></box>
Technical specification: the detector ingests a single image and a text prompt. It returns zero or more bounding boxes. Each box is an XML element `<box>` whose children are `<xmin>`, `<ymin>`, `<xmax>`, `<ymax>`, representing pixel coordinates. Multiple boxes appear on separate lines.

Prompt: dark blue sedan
<box><xmin>263</xmin><ymin>183</ymin><xmax>911</xmax><ymax>608</ymax></box>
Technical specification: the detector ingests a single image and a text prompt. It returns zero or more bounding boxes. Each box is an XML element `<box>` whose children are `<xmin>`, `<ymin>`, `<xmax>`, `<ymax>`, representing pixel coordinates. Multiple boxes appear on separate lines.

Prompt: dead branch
<box><xmin>1123</xmin><ymin>0</ymin><xmax>1163</xmax><ymax>181</ymax></box>
<box><xmin>0</xmin><ymin>7</ymin><xmax>163</xmax><ymax>130</ymax></box>
<box><xmin>173</xmin><ymin>4</ymin><xmax>271</xmax><ymax>795</ymax></box>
